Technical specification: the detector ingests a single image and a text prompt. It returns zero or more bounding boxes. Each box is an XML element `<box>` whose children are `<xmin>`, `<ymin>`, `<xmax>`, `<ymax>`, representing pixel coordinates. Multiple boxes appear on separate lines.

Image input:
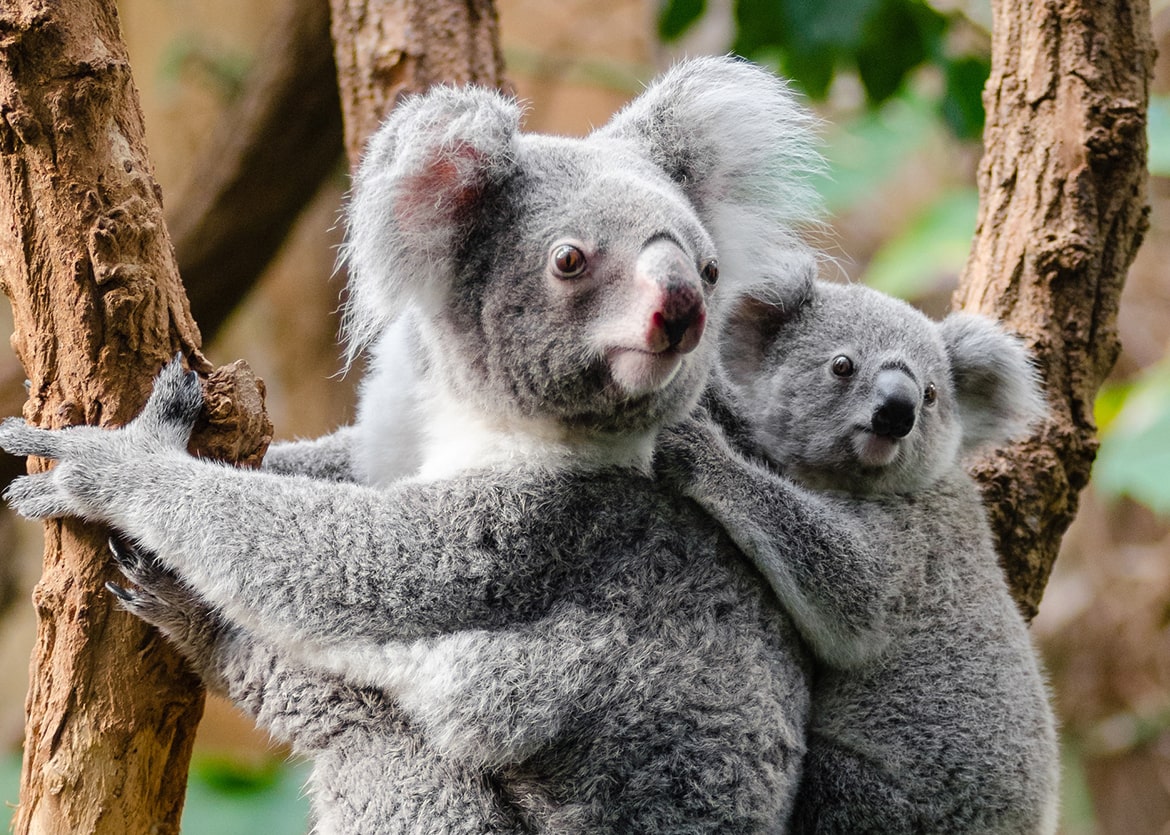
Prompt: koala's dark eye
<box><xmin>831</xmin><ymin>355</ymin><xmax>854</xmax><ymax>378</ymax></box>
<box><xmin>700</xmin><ymin>259</ymin><xmax>719</xmax><ymax>286</ymax></box>
<box><xmin>923</xmin><ymin>382</ymin><xmax>938</xmax><ymax>406</ymax></box>
<box><xmin>551</xmin><ymin>244</ymin><xmax>587</xmax><ymax>279</ymax></box>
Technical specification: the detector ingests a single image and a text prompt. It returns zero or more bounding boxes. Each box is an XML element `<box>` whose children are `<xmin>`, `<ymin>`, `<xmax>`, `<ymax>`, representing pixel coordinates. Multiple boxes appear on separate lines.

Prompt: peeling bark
<box><xmin>0</xmin><ymin>2</ymin><xmax>270</xmax><ymax>833</ymax></box>
<box><xmin>956</xmin><ymin>0</ymin><xmax>1154</xmax><ymax>618</ymax></box>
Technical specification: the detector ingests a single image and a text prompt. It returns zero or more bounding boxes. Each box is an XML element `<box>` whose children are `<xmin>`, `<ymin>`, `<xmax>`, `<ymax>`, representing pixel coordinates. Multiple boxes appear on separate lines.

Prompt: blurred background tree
<box><xmin>0</xmin><ymin>0</ymin><xmax>1167</xmax><ymax>832</ymax></box>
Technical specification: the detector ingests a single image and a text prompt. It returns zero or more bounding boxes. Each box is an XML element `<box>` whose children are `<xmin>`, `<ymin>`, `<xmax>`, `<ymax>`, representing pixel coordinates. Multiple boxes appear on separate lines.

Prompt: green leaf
<box><xmin>1094</xmin><ymin>379</ymin><xmax>1133</xmax><ymax>435</ymax></box>
<box><xmin>861</xmin><ymin>188</ymin><xmax>978</xmax><ymax>299</ymax></box>
<box><xmin>1093</xmin><ymin>359</ymin><xmax>1170</xmax><ymax>515</ymax></box>
<box><xmin>2</xmin><ymin>751</ymin><xmax>19</xmax><ymax>818</ymax></box>
<box><xmin>855</xmin><ymin>0</ymin><xmax>946</xmax><ymax>104</ymax></box>
<box><xmin>733</xmin><ymin>0</ymin><xmax>883</xmax><ymax>99</ymax></box>
<box><xmin>732</xmin><ymin>0</ymin><xmax>795</xmax><ymax>63</ymax></box>
<box><xmin>940</xmin><ymin>54</ymin><xmax>990</xmax><ymax>139</ymax></box>
<box><xmin>658</xmin><ymin>0</ymin><xmax>707</xmax><ymax>41</ymax></box>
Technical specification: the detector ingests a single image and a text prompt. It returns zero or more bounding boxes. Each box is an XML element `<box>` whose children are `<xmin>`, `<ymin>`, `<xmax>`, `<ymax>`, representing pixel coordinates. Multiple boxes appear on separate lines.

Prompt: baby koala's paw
<box><xmin>654</xmin><ymin>406</ymin><xmax>723</xmax><ymax>489</ymax></box>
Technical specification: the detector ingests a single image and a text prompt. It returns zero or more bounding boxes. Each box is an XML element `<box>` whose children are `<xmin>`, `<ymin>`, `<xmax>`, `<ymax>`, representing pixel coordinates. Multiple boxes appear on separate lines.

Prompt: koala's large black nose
<box><xmin>871</xmin><ymin>370</ymin><xmax>918</xmax><ymax>439</ymax></box>
<box><xmin>658</xmin><ymin>295</ymin><xmax>704</xmax><ymax>350</ymax></box>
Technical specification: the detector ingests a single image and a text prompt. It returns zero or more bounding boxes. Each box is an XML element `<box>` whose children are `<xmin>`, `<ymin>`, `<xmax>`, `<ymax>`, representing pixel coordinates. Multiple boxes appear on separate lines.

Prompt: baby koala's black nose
<box><xmin>871</xmin><ymin>370</ymin><xmax>918</xmax><ymax>439</ymax></box>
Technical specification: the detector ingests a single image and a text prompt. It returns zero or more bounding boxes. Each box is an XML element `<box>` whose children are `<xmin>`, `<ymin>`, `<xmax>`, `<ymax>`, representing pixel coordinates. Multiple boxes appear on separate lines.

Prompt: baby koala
<box><xmin>660</xmin><ymin>272</ymin><xmax>1060</xmax><ymax>834</ymax></box>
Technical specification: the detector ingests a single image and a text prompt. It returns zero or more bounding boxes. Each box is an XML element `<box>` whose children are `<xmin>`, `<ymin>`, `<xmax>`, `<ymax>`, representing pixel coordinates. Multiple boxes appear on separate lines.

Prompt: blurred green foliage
<box><xmin>182</xmin><ymin>756</ymin><xmax>310</xmax><ymax>834</ymax></box>
<box><xmin>2</xmin><ymin>753</ymin><xmax>310</xmax><ymax>833</ymax></box>
<box><xmin>807</xmin><ymin>89</ymin><xmax>978</xmax><ymax>299</ymax></box>
<box><xmin>1093</xmin><ymin>362</ymin><xmax>1170</xmax><ymax>516</ymax></box>
<box><xmin>159</xmin><ymin>34</ymin><xmax>252</xmax><ymax>100</ymax></box>
<box><xmin>1147</xmin><ymin>95</ymin><xmax>1170</xmax><ymax>176</ymax></box>
<box><xmin>657</xmin><ymin>0</ymin><xmax>990</xmax><ymax>138</ymax></box>
<box><xmin>813</xmin><ymin>91</ymin><xmax>939</xmax><ymax>214</ymax></box>
<box><xmin>862</xmin><ymin>188</ymin><xmax>978</xmax><ymax>298</ymax></box>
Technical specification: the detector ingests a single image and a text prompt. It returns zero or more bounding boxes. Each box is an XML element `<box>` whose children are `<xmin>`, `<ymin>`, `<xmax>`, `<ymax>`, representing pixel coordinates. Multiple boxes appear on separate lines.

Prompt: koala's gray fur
<box><xmin>1</xmin><ymin>57</ymin><xmax>823</xmax><ymax>833</ymax></box>
<box><xmin>658</xmin><ymin>273</ymin><xmax>1060</xmax><ymax>834</ymax></box>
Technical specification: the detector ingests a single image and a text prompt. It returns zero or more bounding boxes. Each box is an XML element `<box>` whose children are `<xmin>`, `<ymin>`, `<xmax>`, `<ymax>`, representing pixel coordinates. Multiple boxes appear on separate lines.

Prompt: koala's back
<box><xmin>301</xmin><ymin>467</ymin><xmax>810</xmax><ymax>834</ymax></box>
<box><xmin>483</xmin><ymin>469</ymin><xmax>810</xmax><ymax>832</ymax></box>
<box><xmin>802</xmin><ymin>473</ymin><xmax>1058</xmax><ymax>834</ymax></box>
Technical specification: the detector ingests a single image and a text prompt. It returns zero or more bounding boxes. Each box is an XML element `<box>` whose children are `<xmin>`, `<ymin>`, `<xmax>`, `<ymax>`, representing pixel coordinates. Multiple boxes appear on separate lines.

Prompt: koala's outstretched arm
<box><xmin>0</xmin><ymin>361</ymin><xmax>536</xmax><ymax>652</ymax></box>
<box><xmin>262</xmin><ymin>427</ymin><xmax>361</xmax><ymax>483</ymax></box>
<box><xmin>106</xmin><ymin>537</ymin><xmax>384</xmax><ymax>753</ymax></box>
<box><xmin>656</xmin><ymin>413</ymin><xmax>896</xmax><ymax>668</ymax></box>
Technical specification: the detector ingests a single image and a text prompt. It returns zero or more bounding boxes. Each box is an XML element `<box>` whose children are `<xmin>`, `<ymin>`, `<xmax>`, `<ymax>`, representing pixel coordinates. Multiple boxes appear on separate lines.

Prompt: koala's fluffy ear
<box><xmin>721</xmin><ymin>268</ymin><xmax>815</xmax><ymax>387</ymax></box>
<box><xmin>940</xmin><ymin>313</ymin><xmax>1047</xmax><ymax>453</ymax></box>
<box><xmin>340</xmin><ymin>86</ymin><xmax>522</xmax><ymax>363</ymax></box>
<box><xmin>596</xmin><ymin>56</ymin><xmax>823</xmax><ymax>299</ymax></box>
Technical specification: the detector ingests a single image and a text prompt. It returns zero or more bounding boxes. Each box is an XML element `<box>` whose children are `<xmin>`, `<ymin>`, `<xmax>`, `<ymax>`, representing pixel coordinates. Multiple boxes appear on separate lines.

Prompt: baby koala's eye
<box><xmin>700</xmin><ymin>259</ymin><xmax>719</xmax><ymax>286</ymax></box>
<box><xmin>923</xmin><ymin>382</ymin><xmax>938</xmax><ymax>406</ymax></box>
<box><xmin>831</xmin><ymin>355</ymin><xmax>854</xmax><ymax>378</ymax></box>
<box><xmin>551</xmin><ymin>244</ymin><xmax>587</xmax><ymax>279</ymax></box>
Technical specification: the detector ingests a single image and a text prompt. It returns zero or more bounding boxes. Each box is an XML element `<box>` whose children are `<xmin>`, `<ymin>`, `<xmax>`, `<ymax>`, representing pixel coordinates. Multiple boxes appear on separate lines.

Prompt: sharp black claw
<box><xmin>108</xmin><ymin>536</ymin><xmax>135</xmax><ymax>567</ymax></box>
<box><xmin>105</xmin><ymin>581</ymin><xmax>135</xmax><ymax>602</ymax></box>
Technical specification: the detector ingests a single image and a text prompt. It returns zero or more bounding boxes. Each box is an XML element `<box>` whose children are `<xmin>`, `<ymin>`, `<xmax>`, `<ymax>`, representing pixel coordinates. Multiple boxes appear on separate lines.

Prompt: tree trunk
<box><xmin>327</xmin><ymin>0</ymin><xmax>507</xmax><ymax>166</ymax></box>
<box><xmin>956</xmin><ymin>0</ymin><xmax>1154</xmax><ymax>618</ymax></box>
<box><xmin>0</xmin><ymin>2</ymin><xmax>270</xmax><ymax>833</ymax></box>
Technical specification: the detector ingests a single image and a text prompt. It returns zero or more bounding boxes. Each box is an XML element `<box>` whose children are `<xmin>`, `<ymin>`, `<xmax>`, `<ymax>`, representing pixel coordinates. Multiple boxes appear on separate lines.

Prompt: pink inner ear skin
<box><xmin>395</xmin><ymin>143</ymin><xmax>490</xmax><ymax>230</ymax></box>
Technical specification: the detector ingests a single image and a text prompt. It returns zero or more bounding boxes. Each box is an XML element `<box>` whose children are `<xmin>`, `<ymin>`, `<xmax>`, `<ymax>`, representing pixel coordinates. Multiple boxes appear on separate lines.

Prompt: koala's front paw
<box><xmin>2</xmin><ymin>468</ymin><xmax>85</xmax><ymax>520</ymax></box>
<box><xmin>107</xmin><ymin>537</ymin><xmax>219</xmax><ymax>651</ymax></box>
<box><xmin>0</xmin><ymin>417</ymin><xmax>83</xmax><ymax>460</ymax></box>
<box><xmin>129</xmin><ymin>356</ymin><xmax>204</xmax><ymax>449</ymax></box>
<box><xmin>0</xmin><ymin>358</ymin><xmax>203</xmax><ymax>522</ymax></box>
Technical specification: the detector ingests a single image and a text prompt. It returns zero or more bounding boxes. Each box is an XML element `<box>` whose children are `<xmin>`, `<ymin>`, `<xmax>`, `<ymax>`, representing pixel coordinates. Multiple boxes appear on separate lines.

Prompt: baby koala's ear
<box><xmin>939</xmin><ymin>312</ymin><xmax>1047</xmax><ymax>454</ymax></box>
<box><xmin>720</xmin><ymin>268</ymin><xmax>815</xmax><ymax>388</ymax></box>
<box><xmin>340</xmin><ymin>85</ymin><xmax>522</xmax><ymax>361</ymax></box>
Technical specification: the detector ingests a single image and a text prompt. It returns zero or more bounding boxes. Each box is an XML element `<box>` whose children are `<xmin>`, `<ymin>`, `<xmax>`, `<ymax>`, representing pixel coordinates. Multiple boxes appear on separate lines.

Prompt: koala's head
<box><xmin>724</xmin><ymin>277</ymin><xmax>1046</xmax><ymax>494</ymax></box>
<box><xmin>341</xmin><ymin>57</ymin><xmax>820</xmax><ymax>436</ymax></box>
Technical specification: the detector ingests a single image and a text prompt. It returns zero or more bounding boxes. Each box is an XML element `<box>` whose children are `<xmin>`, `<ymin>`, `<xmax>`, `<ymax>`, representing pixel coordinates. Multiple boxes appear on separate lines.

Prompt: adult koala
<box><xmin>660</xmin><ymin>274</ymin><xmax>1060</xmax><ymax>834</ymax></box>
<box><xmin>1</xmin><ymin>57</ymin><xmax>821</xmax><ymax>834</ymax></box>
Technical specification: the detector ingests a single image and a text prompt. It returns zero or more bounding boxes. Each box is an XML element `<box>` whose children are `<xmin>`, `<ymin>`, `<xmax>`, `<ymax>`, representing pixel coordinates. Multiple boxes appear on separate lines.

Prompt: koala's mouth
<box><xmin>853</xmin><ymin>429</ymin><xmax>901</xmax><ymax>468</ymax></box>
<box><xmin>605</xmin><ymin>346</ymin><xmax>685</xmax><ymax>396</ymax></box>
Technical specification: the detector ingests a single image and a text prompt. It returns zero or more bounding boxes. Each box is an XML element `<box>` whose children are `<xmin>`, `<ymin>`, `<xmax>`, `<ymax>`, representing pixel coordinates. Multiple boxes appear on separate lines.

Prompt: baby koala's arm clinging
<box><xmin>656</xmin><ymin>410</ymin><xmax>896</xmax><ymax>668</ymax></box>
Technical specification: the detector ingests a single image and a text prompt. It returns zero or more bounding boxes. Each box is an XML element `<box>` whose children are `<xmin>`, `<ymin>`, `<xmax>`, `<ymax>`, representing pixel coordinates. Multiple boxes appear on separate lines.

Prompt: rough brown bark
<box><xmin>0</xmin><ymin>2</ymin><xmax>271</xmax><ymax>833</ymax></box>
<box><xmin>328</xmin><ymin>0</ymin><xmax>507</xmax><ymax>166</ymax></box>
<box><xmin>956</xmin><ymin>0</ymin><xmax>1154</xmax><ymax>618</ymax></box>
<box><xmin>0</xmin><ymin>0</ymin><xmax>342</xmax><ymax>498</ymax></box>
